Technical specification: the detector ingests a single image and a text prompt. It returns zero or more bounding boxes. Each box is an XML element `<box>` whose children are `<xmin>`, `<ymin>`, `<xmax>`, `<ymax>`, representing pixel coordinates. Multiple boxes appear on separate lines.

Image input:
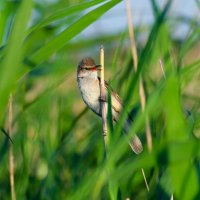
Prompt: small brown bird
<box><xmin>77</xmin><ymin>57</ymin><xmax>143</xmax><ymax>154</ymax></box>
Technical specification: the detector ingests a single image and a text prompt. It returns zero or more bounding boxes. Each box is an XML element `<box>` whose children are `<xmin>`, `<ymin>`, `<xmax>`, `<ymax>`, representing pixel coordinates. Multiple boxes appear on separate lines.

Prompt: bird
<box><xmin>77</xmin><ymin>57</ymin><xmax>143</xmax><ymax>154</ymax></box>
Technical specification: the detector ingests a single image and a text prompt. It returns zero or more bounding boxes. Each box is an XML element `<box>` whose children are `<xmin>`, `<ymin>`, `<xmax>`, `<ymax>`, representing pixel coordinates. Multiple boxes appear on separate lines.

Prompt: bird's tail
<box><xmin>123</xmin><ymin>118</ymin><xmax>143</xmax><ymax>154</ymax></box>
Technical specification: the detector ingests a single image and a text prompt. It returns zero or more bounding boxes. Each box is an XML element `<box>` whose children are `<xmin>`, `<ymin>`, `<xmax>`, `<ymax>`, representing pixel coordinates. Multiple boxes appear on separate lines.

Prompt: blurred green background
<box><xmin>0</xmin><ymin>0</ymin><xmax>200</xmax><ymax>199</ymax></box>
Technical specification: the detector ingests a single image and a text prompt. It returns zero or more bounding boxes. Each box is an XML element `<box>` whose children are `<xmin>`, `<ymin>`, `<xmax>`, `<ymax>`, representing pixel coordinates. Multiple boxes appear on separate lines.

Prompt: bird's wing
<box><xmin>98</xmin><ymin>78</ymin><xmax>143</xmax><ymax>154</ymax></box>
<box><xmin>110</xmin><ymin>89</ymin><xmax>123</xmax><ymax>113</ymax></box>
<box><xmin>98</xmin><ymin>77</ymin><xmax>123</xmax><ymax>113</ymax></box>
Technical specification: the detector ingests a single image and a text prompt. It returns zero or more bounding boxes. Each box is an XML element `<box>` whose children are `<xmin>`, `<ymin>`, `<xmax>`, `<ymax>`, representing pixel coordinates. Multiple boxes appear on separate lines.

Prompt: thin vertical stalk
<box><xmin>125</xmin><ymin>0</ymin><xmax>152</xmax><ymax>152</ymax></box>
<box><xmin>100</xmin><ymin>46</ymin><xmax>118</xmax><ymax>200</ymax></box>
<box><xmin>125</xmin><ymin>0</ymin><xmax>151</xmax><ymax>192</ymax></box>
<box><xmin>8</xmin><ymin>94</ymin><xmax>16</xmax><ymax>200</ymax></box>
<box><xmin>100</xmin><ymin>45</ymin><xmax>108</xmax><ymax>149</ymax></box>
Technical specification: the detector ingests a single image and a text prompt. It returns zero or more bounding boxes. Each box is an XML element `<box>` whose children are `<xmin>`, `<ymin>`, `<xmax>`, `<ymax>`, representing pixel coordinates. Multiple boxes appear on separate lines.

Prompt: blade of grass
<box><xmin>27</xmin><ymin>0</ymin><xmax>121</xmax><ymax>66</ymax></box>
<box><xmin>0</xmin><ymin>0</ymin><xmax>33</xmax><ymax>120</ymax></box>
<box><xmin>125</xmin><ymin>0</ymin><xmax>152</xmax><ymax>153</ymax></box>
<box><xmin>162</xmin><ymin>73</ymin><xmax>199</xmax><ymax>199</ymax></box>
<box><xmin>113</xmin><ymin>0</ymin><xmax>171</xmax><ymax>142</ymax></box>
<box><xmin>125</xmin><ymin>0</ymin><xmax>151</xmax><ymax>193</ymax></box>
<box><xmin>28</xmin><ymin>0</ymin><xmax>105</xmax><ymax>34</ymax></box>
<box><xmin>0</xmin><ymin>127</ymin><xmax>13</xmax><ymax>143</ymax></box>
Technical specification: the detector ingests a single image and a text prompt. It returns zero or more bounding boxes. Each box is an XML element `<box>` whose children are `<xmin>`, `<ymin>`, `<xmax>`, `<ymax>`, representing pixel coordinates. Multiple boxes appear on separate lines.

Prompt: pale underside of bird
<box><xmin>77</xmin><ymin>57</ymin><xmax>143</xmax><ymax>154</ymax></box>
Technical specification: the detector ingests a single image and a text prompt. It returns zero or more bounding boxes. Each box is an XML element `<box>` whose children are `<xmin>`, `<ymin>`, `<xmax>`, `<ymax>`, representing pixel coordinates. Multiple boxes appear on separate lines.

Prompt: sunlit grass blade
<box><xmin>28</xmin><ymin>0</ymin><xmax>105</xmax><ymax>34</ymax></box>
<box><xmin>27</xmin><ymin>0</ymin><xmax>121</xmax><ymax>66</ymax></box>
<box><xmin>0</xmin><ymin>0</ymin><xmax>33</xmax><ymax>120</ymax></box>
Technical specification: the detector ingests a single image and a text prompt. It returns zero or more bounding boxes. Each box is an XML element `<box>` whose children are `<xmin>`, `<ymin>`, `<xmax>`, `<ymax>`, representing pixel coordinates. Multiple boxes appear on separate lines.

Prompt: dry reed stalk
<box><xmin>141</xmin><ymin>166</ymin><xmax>150</xmax><ymax>192</ymax></box>
<box><xmin>8</xmin><ymin>94</ymin><xmax>16</xmax><ymax>200</ymax></box>
<box><xmin>125</xmin><ymin>0</ymin><xmax>151</xmax><ymax>192</ymax></box>
<box><xmin>125</xmin><ymin>0</ymin><xmax>152</xmax><ymax>152</ymax></box>
<box><xmin>100</xmin><ymin>45</ymin><xmax>108</xmax><ymax>148</ymax></box>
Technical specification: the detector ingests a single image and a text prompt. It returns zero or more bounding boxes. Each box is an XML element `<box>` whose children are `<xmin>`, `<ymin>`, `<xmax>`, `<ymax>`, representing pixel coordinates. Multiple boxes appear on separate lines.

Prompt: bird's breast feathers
<box><xmin>78</xmin><ymin>78</ymin><xmax>100</xmax><ymax>115</ymax></box>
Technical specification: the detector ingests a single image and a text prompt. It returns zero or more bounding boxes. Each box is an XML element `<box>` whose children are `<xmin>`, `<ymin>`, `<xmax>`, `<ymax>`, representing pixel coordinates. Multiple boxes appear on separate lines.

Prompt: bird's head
<box><xmin>77</xmin><ymin>57</ymin><xmax>101</xmax><ymax>79</ymax></box>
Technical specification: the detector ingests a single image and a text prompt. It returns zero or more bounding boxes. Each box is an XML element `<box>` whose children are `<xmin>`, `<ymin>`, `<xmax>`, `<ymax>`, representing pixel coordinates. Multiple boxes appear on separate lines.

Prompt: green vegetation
<box><xmin>0</xmin><ymin>0</ymin><xmax>199</xmax><ymax>199</ymax></box>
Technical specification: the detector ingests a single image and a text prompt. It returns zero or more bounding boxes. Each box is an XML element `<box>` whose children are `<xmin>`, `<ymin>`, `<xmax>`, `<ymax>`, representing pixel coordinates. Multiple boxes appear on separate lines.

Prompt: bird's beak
<box><xmin>95</xmin><ymin>64</ymin><xmax>102</xmax><ymax>70</ymax></box>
